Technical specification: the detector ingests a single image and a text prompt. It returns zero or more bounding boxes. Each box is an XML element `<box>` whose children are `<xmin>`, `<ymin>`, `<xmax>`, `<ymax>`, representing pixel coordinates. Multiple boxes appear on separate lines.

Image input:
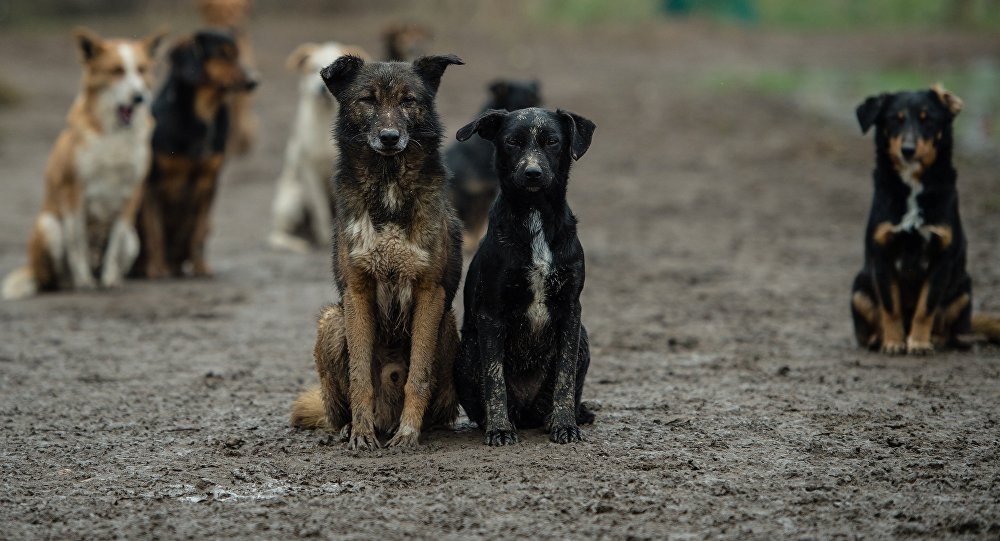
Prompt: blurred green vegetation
<box><xmin>531</xmin><ymin>0</ymin><xmax>1000</xmax><ymax>29</ymax></box>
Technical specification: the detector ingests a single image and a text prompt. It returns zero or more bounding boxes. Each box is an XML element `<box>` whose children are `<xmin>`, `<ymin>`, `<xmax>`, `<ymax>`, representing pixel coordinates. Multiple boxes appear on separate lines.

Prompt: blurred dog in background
<box><xmin>383</xmin><ymin>23</ymin><xmax>433</xmax><ymax>62</ymax></box>
<box><xmin>196</xmin><ymin>0</ymin><xmax>258</xmax><ymax>156</ymax></box>
<box><xmin>446</xmin><ymin>79</ymin><xmax>542</xmax><ymax>251</ymax></box>
<box><xmin>134</xmin><ymin>31</ymin><xmax>256</xmax><ymax>279</ymax></box>
<box><xmin>2</xmin><ymin>27</ymin><xmax>165</xmax><ymax>300</ymax></box>
<box><xmin>268</xmin><ymin>42</ymin><xmax>370</xmax><ymax>252</ymax></box>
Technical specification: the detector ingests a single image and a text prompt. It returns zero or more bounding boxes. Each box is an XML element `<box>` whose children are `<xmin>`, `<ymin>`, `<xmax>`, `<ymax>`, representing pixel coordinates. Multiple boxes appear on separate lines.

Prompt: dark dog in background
<box><xmin>290</xmin><ymin>54</ymin><xmax>465</xmax><ymax>449</ymax></box>
<box><xmin>382</xmin><ymin>23</ymin><xmax>432</xmax><ymax>62</ymax></box>
<box><xmin>446</xmin><ymin>80</ymin><xmax>542</xmax><ymax>251</ymax></box>
<box><xmin>453</xmin><ymin>107</ymin><xmax>596</xmax><ymax>445</ymax></box>
<box><xmin>134</xmin><ymin>31</ymin><xmax>256</xmax><ymax>278</ymax></box>
<box><xmin>851</xmin><ymin>84</ymin><xmax>1000</xmax><ymax>354</ymax></box>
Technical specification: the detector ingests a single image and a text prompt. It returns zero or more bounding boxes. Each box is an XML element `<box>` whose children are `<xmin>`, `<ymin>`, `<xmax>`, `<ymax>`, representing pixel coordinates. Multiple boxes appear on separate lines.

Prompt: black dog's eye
<box><xmin>546</xmin><ymin>136</ymin><xmax>560</xmax><ymax>146</ymax></box>
<box><xmin>919</xmin><ymin>110</ymin><xmax>927</xmax><ymax>122</ymax></box>
<box><xmin>504</xmin><ymin>137</ymin><xmax>520</xmax><ymax>147</ymax></box>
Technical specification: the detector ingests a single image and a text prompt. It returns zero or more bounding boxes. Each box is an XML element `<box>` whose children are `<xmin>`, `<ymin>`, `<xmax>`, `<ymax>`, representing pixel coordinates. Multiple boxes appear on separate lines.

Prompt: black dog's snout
<box><xmin>901</xmin><ymin>145</ymin><xmax>916</xmax><ymax>160</ymax></box>
<box><xmin>131</xmin><ymin>94</ymin><xmax>145</xmax><ymax>105</ymax></box>
<box><xmin>524</xmin><ymin>164</ymin><xmax>543</xmax><ymax>180</ymax></box>
<box><xmin>379</xmin><ymin>129</ymin><xmax>401</xmax><ymax>147</ymax></box>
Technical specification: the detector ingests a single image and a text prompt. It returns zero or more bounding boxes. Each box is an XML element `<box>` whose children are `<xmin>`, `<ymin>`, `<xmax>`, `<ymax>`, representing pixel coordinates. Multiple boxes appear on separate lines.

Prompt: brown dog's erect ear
<box><xmin>412</xmin><ymin>54</ymin><xmax>463</xmax><ymax>93</ymax></box>
<box><xmin>855</xmin><ymin>93</ymin><xmax>888</xmax><ymax>135</ymax></box>
<box><xmin>285</xmin><ymin>43</ymin><xmax>319</xmax><ymax>72</ymax></box>
<box><xmin>456</xmin><ymin>109</ymin><xmax>507</xmax><ymax>142</ymax></box>
<box><xmin>320</xmin><ymin>54</ymin><xmax>365</xmax><ymax>99</ymax></box>
<box><xmin>73</xmin><ymin>27</ymin><xmax>105</xmax><ymax>63</ymax></box>
<box><xmin>558</xmin><ymin>109</ymin><xmax>596</xmax><ymax>161</ymax></box>
<box><xmin>143</xmin><ymin>26</ymin><xmax>169</xmax><ymax>59</ymax></box>
<box><xmin>931</xmin><ymin>83</ymin><xmax>963</xmax><ymax>117</ymax></box>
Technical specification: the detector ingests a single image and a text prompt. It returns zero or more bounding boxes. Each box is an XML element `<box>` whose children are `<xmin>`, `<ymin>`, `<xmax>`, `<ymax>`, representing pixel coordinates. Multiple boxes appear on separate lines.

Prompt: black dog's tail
<box><xmin>971</xmin><ymin>314</ymin><xmax>1000</xmax><ymax>343</ymax></box>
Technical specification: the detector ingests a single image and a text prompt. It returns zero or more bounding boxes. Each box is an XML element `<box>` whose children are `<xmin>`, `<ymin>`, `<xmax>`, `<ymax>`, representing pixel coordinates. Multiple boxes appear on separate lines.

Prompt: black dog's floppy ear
<box><xmin>558</xmin><ymin>109</ymin><xmax>596</xmax><ymax>161</ymax></box>
<box><xmin>170</xmin><ymin>36</ymin><xmax>204</xmax><ymax>85</ymax></box>
<box><xmin>856</xmin><ymin>93</ymin><xmax>888</xmax><ymax>134</ymax></box>
<box><xmin>456</xmin><ymin>109</ymin><xmax>507</xmax><ymax>142</ymax></box>
<box><xmin>320</xmin><ymin>55</ymin><xmax>365</xmax><ymax>98</ymax></box>
<box><xmin>412</xmin><ymin>54</ymin><xmax>463</xmax><ymax>93</ymax></box>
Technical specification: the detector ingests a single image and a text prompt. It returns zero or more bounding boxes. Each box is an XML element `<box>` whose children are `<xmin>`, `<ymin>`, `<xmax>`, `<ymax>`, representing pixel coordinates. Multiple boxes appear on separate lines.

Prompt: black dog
<box><xmin>135</xmin><ymin>30</ymin><xmax>256</xmax><ymax>278</ymax></box>
<box><xmin>850</xmin><ymin>84</ymin><xmax>977</xmax><ymax>354</ymax></box>
<box><xmin>453</xmin><ymin>107</ymin><xmax>596</xmax><ymax>445</ymax></box>
<box><xmin>445</xmin><ymin>80</ymin><xmax>542</xmax><ymax>251</ymax></box>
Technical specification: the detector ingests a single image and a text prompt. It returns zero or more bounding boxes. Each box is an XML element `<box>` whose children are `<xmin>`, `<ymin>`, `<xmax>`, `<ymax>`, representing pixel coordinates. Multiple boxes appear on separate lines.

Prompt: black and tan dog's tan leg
<box><xmin>548</xmin><ymin>300</ymin><xmax>583</xmax><ymax>444</ymax></box>
<box><xmin>388</xmin><ymin>284</ymin><xmax>445</xmax><ymax>447</ymax></box>
<box><xmin>874</xmin><ymin>271</ymin><xmax>906</xmax><ymax>355</ymax></box>
<box><xmin>343</xmin><ymin>276</ymin><xmax>380</xmax><ymax>450</ymax></box>
<box><xmin>908</xmin><ymin>266</ymin><xmax>950</xmax><ymax>354</ymax></box>
<box><xmin>479</xmin><ymin>313</ymin><xmax>517</xmax><ymax>446</ymax></box>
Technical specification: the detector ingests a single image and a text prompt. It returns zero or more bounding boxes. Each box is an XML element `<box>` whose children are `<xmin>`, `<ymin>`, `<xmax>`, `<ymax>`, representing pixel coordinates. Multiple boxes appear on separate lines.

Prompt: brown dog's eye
<box><xmin>358</xmin><ymin>95</ymin><xmax>376</xmax><ymax>104</ymax></box>
<box><xmin>138</xmin><ymin>65</ymin><xmax>148</xmax><ymax>75</ymax></box>
<box><xmin>112</xmin><ymin>66</ymin><xmax>126</xmax><ymax>76</ymax></box>
<box><xmin>401</xmin><ymin>95</ymin><xmax>417</xmax><ymax>106</ymax></box>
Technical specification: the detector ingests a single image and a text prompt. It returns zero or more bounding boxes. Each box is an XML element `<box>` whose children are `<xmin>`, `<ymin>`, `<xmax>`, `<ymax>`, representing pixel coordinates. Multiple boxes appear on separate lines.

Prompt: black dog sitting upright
<box><xmin>453</xmin><ymin>107</ymin><xmax>596</xmax><ymax>445</ymax></box>
<box><xmin>445</xmin><ymin>80</ymin><xmax>542</xmax><ymax>251</ymax></box>
<box><xmin>850</xmin><ymin>84</ymin><xmax>984</xmax><ymax>354</ymax></box>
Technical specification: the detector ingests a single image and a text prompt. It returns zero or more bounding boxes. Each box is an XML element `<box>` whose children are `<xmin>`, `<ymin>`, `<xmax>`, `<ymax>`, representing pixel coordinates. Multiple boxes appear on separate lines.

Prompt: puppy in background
<box><xmin>382</xmin><ymin>23</ymin><xmax>432</xmax><ymax>62</ymax></box>
<box><xmin>851</xmin><ymin>84</ymin><xmax>1000</xmax><ymax>353</ymax></box>
<box><xmin>196</xmin><ymin>0</ymin><xmax>258</xmax><ymax>156</ymax></box>
<box><xmin>445</xmin><ymin>79</ymin><xmax>542</xmax><ymax>251</ymax></box>
<box><xmin>134</xmin><ymin>31</ymin><xmax>256</xmax><ymax>279</ymax></box>
<box><xmin>269</xmin><ymin>42</ymin><xmax>369</xmax><ymax>252</ymax></box>
<box><xmin>453</xmin><ymin>107</ymin><xmax>597</xmax><ymax>445</ymax></box>
<box><xmin>2</xmin><ymin>28</ymin><xmax>165</xmax><ymax>300</ymax></box>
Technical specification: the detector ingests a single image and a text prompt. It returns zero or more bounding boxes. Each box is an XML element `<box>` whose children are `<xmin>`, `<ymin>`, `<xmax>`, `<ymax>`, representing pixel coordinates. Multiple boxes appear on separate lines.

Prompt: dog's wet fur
<box><xmin>133</xmin><ymin>30</ymin><xmax>256</xmax><ymax>278</ymax></box>
<box><xmin>850</xmin><ymin>85</ymin><xmax>980</xmax><ymax>355</ymax></box>
<box><xmin>453</xmin><ymin>107</ymin><xmax>597</xmax><ymax>445</ymax></box>
<box><xmin>290</xmin><ymin>54</ymin><xmax>464</xmax><ymax>449</ymax></box>
<box><xmin>445</xmin><ymin>80</ymin><xmax>542</xmax><ymax>251</ymax></box>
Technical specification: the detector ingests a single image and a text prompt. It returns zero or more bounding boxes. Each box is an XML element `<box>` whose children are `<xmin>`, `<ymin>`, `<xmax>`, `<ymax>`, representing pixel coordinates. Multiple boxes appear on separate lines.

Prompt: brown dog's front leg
<box><xmin>388</xmin><ymin>283</ymin><xmax>445</xmax><ymax>447</ymax></box>
<box><xmin>549</xmin><ymin>300</ymin><xmax>583</xmax><ymax>444</ymax></box>
<box><xmin>343</xmin><ymin>275</ymin><xmax>380</xmax><ymax>450</ymax></box>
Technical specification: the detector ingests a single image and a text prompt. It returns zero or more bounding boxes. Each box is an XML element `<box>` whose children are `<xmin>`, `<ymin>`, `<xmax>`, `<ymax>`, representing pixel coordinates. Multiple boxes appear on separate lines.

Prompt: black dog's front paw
<box><xmin>550</xmin><ymin>424</ymin><xmax>582</xmax><ymax>444</ymax></box>
<box><xmin>484</xmin><ymin>428</ymin><xmax>519</xmax><ymax>446</ymax></box>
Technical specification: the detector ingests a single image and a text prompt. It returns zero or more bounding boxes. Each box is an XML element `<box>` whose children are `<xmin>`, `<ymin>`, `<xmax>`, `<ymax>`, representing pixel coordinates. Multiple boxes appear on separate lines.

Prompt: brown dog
<box><xmin>134</xmin><ymin>31</ymin><xmax>256</xmax><ymax>278</ymax></box>
<box><xmin>196</xmin><ymin>0</ymin><xmax>258</xmax><ymax>156</ymax></box>
<box><xmin>382</xmin><ymin>23</ymin><xmax>433</xmax><ymax>62</ymax></box>
<box><xmin>290</xmin><ymin>54</ymin><xmax>464</xmax><ymax>449</ymax></box>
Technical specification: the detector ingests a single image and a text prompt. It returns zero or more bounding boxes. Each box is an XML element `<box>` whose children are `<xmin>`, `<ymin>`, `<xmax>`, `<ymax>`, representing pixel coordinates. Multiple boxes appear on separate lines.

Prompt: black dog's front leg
<box><xmin>549</xmin><ymin>300</ymin><xmax>583</xmax><ymax>444</ymax></box>
<box><xmin>478</xmin><ymin>313</ymin><xmax>517</xmax><ymax>446</ymax></box>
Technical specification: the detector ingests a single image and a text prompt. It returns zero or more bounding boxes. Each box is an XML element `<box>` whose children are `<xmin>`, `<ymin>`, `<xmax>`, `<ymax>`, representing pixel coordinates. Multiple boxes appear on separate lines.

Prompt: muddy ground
<box><xmin>1</xmin><ymin>8</ymin><xmax>999</xmax><ymax>540</ymax></box>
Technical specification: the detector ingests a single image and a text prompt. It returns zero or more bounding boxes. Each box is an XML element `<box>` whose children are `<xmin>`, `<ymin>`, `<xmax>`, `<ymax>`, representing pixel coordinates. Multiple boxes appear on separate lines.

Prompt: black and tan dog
<box><xmin>134</xmin><ymin>31</ymin><xmax>256</xmax><ymax>278</ymax></box>
<box><xmin>453</xmin><ymin>107</ymin><xmax>596</xmax><ymax>445</ymax></box>
<box><xmin>445</xmin><ymin>80</ymin><xmax>542</xmax><ymax>251</ymax></box>
<box><xmin>290</xmin><ymin>54</ymin><xmax>464</xmax><ymax>449</ymax></box>
<box><xmin>851</xmin><ymin>84</ymin><xmax>1000</xmax><ymax>354</ymax></box>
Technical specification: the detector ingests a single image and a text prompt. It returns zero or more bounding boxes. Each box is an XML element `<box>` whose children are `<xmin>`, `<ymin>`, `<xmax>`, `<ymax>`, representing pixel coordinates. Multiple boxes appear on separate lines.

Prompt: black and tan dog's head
<box><xmin>487</xmin><ymin>79</ymin><xmax>542</xmax><ymax>112</ymax></box>
<box><xmin>856</xmin><ymin>84</ymin><xmax>962</xmax><ymax>177</ymax></box>
<box><xmin>169</xmin><ymin>31</ymin><xmax>257</xmax><ymax>93</ymax></box>
<box><xmin>321</xmin><ymin>54</ymin><xmax>463</xmax><ymax>157</ymax></box>
<box><xmin>456</xmin><ymin>107</ymin><xmax>595</xmax><ymax>194</ymax></box>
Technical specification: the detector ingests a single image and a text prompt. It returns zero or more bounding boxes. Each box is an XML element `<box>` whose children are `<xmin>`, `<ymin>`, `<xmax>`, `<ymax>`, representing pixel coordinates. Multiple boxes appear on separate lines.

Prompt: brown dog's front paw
<box><xmin>387</xmin><ymin>424</ymin><xmax>420</xmax><ymax>448</ymax></box>
<box><xmin>192</xmin><ymin>260</ymin><xmax>213</xmax><ymax>278</ymax></box>
<box><xmin>347</xmin><ymin>424</ymin><xmax>381</xmax><ymax>451</ymax></box>
<box><xmin>549</xmin><ymin>424</ymin><xmax>582</xmax><ymax>444</ymax></box>
<box><xmin>906</xmin><ymin>338</ymin><xmax>934</xmax><ymax>356</ymax></box>
<box><xmin>881</xmin><ymin>341</ymin><xmax>906</xmax><ymax>355</ymax></box>
<box><xmin>484</xmin><ymin>428</ymin><xmax>519</xmax><ymax>447</ymax></box>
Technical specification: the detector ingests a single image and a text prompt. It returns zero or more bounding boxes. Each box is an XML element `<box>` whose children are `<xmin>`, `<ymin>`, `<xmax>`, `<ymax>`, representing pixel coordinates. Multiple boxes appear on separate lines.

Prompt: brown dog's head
<box><xmin>196</xmin><ymin>0</ymin><xmax>251</xmax><ymax>28</ymax></box>
<box><xmin>169</xmin><ymin>31</ymin><xmax>257</xmax><ymax>93</ymax></box>
<box><xmin>856</xmin><ymin>85</ymin><xmax>962</xmax><ymax>178</ymax></box>
<box><xmin>382</xmin><ymin>23</ymin><xmax>433</xmax><ymax>62</ymax></box>
<box><xmin>321</xmin><ymin>54</ymin><xmax>462</xmax><ymax>157</ymax></box>
<box><xmin>74</xmin><ymin>26</ymin><xmax>167</xmax><ymax>128</ymax></box>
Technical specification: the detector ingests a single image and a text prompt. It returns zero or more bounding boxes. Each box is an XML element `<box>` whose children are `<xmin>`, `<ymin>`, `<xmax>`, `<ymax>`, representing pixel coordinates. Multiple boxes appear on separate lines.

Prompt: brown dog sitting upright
<box><xmin>134</xmin><ymin>31</ymin><xmax>256</xmax><ymax>278</ymax></box>
<box><xmin>290</xmin><ymin>53</ymin><xmax>464</xmax><ymax>449</ymax></box>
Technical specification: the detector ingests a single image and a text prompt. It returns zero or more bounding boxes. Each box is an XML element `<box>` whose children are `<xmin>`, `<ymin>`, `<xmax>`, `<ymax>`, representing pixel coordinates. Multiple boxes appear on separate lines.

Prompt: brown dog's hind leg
<box><xmin>309</xmin><ymin>304</ymin><xmax>351</xmax><ymax>431</ymax></box>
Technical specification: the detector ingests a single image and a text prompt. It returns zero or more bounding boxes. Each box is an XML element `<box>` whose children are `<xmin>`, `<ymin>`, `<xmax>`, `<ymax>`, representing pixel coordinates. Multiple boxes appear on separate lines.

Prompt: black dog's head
<box><xmin>321</xmin><ymin>54</ymin><xmax>463</xmax><ymax>157</ymax></box>
<box><xmin>170</xmin><ymin>30</ymin><xmax>258</xmax><ymax>93</ymax></box>
<box><xmin>486</xmin><ymin>79</ymin><xmax>542</xmax><ymax>111</ymax></box>
<box><xmin>456</xmin><ymin>107</ymin><xmax>595</xmax><ymax>194</ymax></box>
<box><xmin>856</xmin><ymin>84</ymin><xmax>962</xmax><ymax>175</ymax></box>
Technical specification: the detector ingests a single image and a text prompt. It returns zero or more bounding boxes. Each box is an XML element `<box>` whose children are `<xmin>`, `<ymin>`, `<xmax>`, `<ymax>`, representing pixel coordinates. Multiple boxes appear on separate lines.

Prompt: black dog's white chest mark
<box><xmin>526</xmin><ymin>210</ymin><xmax>552</xmax><ymax>334</ymax></box>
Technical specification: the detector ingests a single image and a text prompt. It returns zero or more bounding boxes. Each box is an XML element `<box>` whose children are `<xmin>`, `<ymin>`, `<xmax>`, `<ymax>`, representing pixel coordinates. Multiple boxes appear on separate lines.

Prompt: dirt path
<box><xmin>1</xmin><ymin>12</ymin><xmax>998</xmax><ymax>540</ymax></box>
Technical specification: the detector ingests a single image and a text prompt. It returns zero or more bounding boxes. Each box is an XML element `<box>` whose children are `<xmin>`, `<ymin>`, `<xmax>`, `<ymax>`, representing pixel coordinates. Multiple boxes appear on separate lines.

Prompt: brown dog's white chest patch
<box><xmin>346</xmin><ymin>213</ymin><xmax>430</xmax><ymax>281</ymax></box>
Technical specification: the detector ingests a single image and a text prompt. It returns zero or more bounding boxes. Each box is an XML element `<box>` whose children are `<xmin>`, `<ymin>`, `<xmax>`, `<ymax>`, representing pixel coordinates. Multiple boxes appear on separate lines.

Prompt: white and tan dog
<box><xmin>268</xmin><ymin>42</ymin><xmax>369</xmax><ymax>252</ymax></box>
<box><xmin>2</xmin><ymin>27</ymin><xmax>165</xmax><ymax>300</ymax></box>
